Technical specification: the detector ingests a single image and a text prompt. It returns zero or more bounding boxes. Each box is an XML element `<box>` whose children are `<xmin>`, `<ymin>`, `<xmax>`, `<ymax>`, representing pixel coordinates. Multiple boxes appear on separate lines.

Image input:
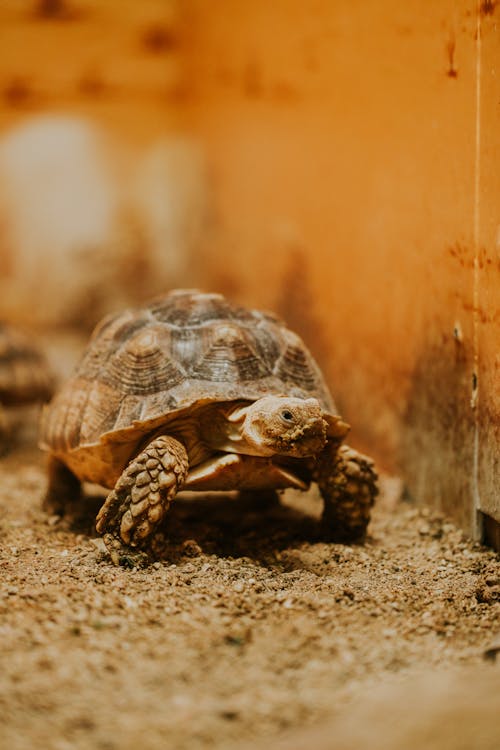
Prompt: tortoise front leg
<box><xmin>96</xmin><ymin>435</ymin><xmax>189</xmax><ymax>565</ymax></box>
<box><xmin>314</xmin><ymin>443</ymin><xmax>378</xmax><ymax>542</ymax></box>
<box><xmin>43</xmin><ymin>455</ymin><xmax>82</xmax><ymax>518</ymax></box>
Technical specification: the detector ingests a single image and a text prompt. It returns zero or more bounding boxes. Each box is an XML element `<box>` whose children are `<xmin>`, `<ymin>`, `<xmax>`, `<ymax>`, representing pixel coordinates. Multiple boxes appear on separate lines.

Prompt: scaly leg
<box><xmin>96</xmin><ymin>435</ymin><xmax>189</xmax><ymax>565</ymax></box>
<box><xmin>314</xmin><ymin>443</ymin><xmax>378</xmax><ymax>542</ymax></box>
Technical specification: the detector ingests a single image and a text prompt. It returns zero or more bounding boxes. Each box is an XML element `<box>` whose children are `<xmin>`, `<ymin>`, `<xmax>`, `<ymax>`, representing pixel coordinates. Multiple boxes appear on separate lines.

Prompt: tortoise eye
<box><xmin>281</xmin><ymin>409</ymin><xmax>294</xmax><ymax>423</ymax></box>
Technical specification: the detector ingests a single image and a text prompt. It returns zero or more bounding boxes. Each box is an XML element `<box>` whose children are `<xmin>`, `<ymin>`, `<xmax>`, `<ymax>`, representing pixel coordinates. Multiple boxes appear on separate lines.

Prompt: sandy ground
<box><xmin>0</xmin><ymin>436</ymin><xmax>499</xmax><ymax>750</ymax></box>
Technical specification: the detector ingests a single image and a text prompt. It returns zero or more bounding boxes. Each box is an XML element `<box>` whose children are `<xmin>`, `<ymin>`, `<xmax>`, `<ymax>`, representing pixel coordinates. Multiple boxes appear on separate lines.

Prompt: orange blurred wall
<box><xmin>0</xmin><ymin>0</ymin><xmax>182</xmax><ymax>144</ymax></box>
<box><xmin>177</xmin><ymin>0</ymin><xmax>499</xmax><ymax>540</ymax></box>
<box><xmin>0</xmin><ymin>1</ymin><xmax>498</xmax><ymax>542</ymax></box>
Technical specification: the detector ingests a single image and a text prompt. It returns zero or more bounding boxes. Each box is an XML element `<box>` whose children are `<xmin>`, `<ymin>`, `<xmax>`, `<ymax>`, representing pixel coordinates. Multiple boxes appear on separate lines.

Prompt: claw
<box><xmin>96</xmin><ymin>435</ymin><xmax>189</xmax><ymax>562</ymax></box>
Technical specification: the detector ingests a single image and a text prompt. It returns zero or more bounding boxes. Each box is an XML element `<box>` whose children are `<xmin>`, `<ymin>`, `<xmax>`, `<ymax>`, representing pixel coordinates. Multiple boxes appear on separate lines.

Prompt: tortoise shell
<box><xmin>40</xmin><ymin>290</ymin><xmax>335</xmax><ymax>482</ymax></box>
<box><xmin>0</xmin><ymin>323</ymin><xmax>54</xmax><ymax>406</ymax></box>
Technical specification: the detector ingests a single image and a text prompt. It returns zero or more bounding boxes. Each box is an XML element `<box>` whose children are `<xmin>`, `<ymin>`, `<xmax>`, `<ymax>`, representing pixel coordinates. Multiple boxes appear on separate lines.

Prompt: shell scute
<box><xmin>275</xmin><ymin>329</ymin><xmax>323</xmax><ymax>391</ymax></box>
<box><xmin>100</xmin><ymin>324</ymin><xmax>185</xmax><ymax>396</ymax></box>
<box><xmin>190</xmin><ymin>321</ymin><xmax>271</xmax><ymax>383</ymax></box>
<box><xmin>41</xmin><ymin>290</ymin><xmax>334</xmax><ymax>460</ymax></box>
<box><xmin>150</xmin><ymin>290</ymin><xmax>252</xmax><ymax>328</ymax></box>
<box><xmin>77</xmin><ymin>311</ymin><xmax>149</xmax><ymax>380</ymax></box>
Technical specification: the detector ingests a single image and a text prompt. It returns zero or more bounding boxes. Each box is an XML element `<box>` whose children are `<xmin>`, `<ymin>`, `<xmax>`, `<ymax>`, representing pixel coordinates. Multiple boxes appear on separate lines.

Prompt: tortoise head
<box><xmin>229</xmin><ymin>396</ymin><xmax>344</xmax><ymax>458</ymax></box>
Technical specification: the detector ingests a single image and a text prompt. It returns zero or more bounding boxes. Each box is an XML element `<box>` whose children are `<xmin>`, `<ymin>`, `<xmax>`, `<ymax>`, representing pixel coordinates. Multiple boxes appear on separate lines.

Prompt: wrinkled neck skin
<box><xmin>199</xmin><ymin>401</ymin><xmax>265</xmax><ymax>456</ymax></box>
<box><xmin>200</xmin><ymin>396</ymin><xmax>348</xmax><ymax>459</ymax></box>
<box><xmin>200</xmin><ymin>401</ymin><xmax>252</xmax><ymax>455</ymax></box>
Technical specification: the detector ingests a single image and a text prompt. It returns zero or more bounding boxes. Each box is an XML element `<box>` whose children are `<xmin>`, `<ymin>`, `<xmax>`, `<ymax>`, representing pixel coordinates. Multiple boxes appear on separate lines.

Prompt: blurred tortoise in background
<box><xmin>40</xmin><ymin>289</ymin><xmax>378</xmax><ymax>565</ymax></box>
<box><xmin>0</xmin><ymin>323</ymin><xmax>54</xmax><ymax>452</ymax></box>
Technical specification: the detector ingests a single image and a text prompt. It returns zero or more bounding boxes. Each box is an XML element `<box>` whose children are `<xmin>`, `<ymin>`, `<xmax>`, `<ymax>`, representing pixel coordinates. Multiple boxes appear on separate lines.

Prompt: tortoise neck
<box><xmin>199</xmin><ymin>401</ymin><xmax>267</xmax><ymax>456</ymax></box>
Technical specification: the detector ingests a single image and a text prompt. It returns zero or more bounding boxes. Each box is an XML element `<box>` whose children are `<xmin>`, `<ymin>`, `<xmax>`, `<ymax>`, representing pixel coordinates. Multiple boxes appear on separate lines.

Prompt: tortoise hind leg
<box><xmin>314</xmin><ymin>444</ymin><xmax>378</xmax><ymax>542</ymax></box>
<box><xmin>96</xmin><ymin>435</ymin><xmax>189</xmax><ymax>566</ymax></box>
<box><xmin>43</xmin><ymin>455</ymin><xmax>82</xmax><ymax>518</ymax></box>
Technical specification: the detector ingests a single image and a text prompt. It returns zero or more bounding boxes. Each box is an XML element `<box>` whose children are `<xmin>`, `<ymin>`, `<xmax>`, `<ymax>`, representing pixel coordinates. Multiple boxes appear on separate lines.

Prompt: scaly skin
<box><xmin>95</xmin><ymin>435</ymin><xmax>189</xmax><ymax>566</ymax></box>
<box><xmin>314</xmin><ymin>443</ymin><xmax>378</xmax><ymax>542</ymax></box>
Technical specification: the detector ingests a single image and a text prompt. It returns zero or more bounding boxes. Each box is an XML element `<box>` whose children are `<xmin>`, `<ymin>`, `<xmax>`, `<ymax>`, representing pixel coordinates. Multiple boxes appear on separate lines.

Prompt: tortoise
<box><xmin>40</xmin><ymin>289</ymin><xmax>378</xmax><ymax>564</ymax></box>
<box><xmin>0</xmin><ymin>323</ymin><xmax>54</xmax><ymax>452</ymax></box>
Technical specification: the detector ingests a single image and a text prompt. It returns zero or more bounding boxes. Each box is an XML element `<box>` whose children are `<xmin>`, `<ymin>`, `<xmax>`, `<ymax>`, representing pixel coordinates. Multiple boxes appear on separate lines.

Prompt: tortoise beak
<box><xmin>304</xmin><ymin>417</ymin><xmax>329</xmax><ymax>452</ymax></box>
<box><xmin>284</xmin><ymin>416</ymin><xmax>328</xmax><ymax>457</ymax></box>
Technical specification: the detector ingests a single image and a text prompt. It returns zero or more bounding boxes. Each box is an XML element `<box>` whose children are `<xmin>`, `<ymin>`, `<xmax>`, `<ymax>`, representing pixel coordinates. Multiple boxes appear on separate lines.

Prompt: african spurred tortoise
<box><xmin>40</xmin><ymin>290</ymin><xmax>378</xmax><ymax>564</ymax></box>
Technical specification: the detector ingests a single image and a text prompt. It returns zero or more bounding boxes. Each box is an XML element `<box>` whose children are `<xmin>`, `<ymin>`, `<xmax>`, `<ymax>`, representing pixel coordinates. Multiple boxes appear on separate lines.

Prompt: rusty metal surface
<box><xmin>179</xmin><ymin>0</ymin><xmax>499</xmax><ymax>535</ymax></box>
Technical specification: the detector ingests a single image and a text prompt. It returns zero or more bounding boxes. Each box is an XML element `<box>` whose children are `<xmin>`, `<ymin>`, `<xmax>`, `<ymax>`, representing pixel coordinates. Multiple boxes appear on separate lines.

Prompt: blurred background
<box><xmin>0</xmin><ymin>0</ymin><xmax>498</xmax><ymax>544</ymax></box>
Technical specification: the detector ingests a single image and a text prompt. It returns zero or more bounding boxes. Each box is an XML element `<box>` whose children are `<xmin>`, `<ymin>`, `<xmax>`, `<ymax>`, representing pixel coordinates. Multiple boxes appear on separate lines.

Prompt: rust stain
<box><xmin>32</xmin><ymin>0</ymin><xmax>81</xmax><ymax>22</ymax></box>
<box><xmin>446</xmin><ymin>33</ymin><xmax>458</xmax><ymax>78</ymax></box>
<box><xmin>77</xmin><ymin>70</ymin><xmax>107</xmax><ymax>98</ymax></box>
<box><xmin>243</xmin><ymin>61</ymin><xmax>263</xmax><ymax>98</ymax></box>
<box><xmin>272</xmin><ymin>81</ymin><xmax>300</xmax><ymax>102</ymax></box>
<box><xmin>480</xmin><ymin>1</ymin><xmax>497</xmax><ymax>16</ymax></box>
<box><xmin>141</xmin><ymin>24</ymin><xmax>177</xmax><ymax>54</ymax></box>
<box><xmin>2</xmin><ymin>77</ymin><xmax>35</xmax><ymax>108</ymax></box>
<box><xmin>448</xmin><ymin>243</ymin><xmax>474</xmax><ymax>269</ymax></box>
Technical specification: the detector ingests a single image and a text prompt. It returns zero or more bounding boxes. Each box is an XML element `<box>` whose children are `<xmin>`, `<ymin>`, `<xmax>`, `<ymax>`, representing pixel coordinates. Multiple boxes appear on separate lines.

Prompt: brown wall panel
<box><xmin>178</xmin><ymin>0</ymin><xmax>498</xmax><ymax>535</ymax></box>
<box><xmin>477</xmin><ymin>9</ymin><xmax>500</xmax><ymax>529</ymax></box>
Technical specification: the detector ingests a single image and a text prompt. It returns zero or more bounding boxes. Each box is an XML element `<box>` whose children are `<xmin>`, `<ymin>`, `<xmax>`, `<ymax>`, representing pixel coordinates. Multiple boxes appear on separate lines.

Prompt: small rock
<box><xmin>89</xmin><ymin>538</ymin><xmax>107</xmax><ymax>553</ymax></box>
<box><xmin>181</xmin><ymin>539</ymin><xmax>202</xmax><ymax>557</ymax></box>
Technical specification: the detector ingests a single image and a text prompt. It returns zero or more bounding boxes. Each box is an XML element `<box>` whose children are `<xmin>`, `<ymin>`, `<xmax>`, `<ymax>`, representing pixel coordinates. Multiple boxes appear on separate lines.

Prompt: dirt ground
<box><xmin>0</xmin><ymin>437</ymin><xmax>499</xmax><ymax>750</ymax></box>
